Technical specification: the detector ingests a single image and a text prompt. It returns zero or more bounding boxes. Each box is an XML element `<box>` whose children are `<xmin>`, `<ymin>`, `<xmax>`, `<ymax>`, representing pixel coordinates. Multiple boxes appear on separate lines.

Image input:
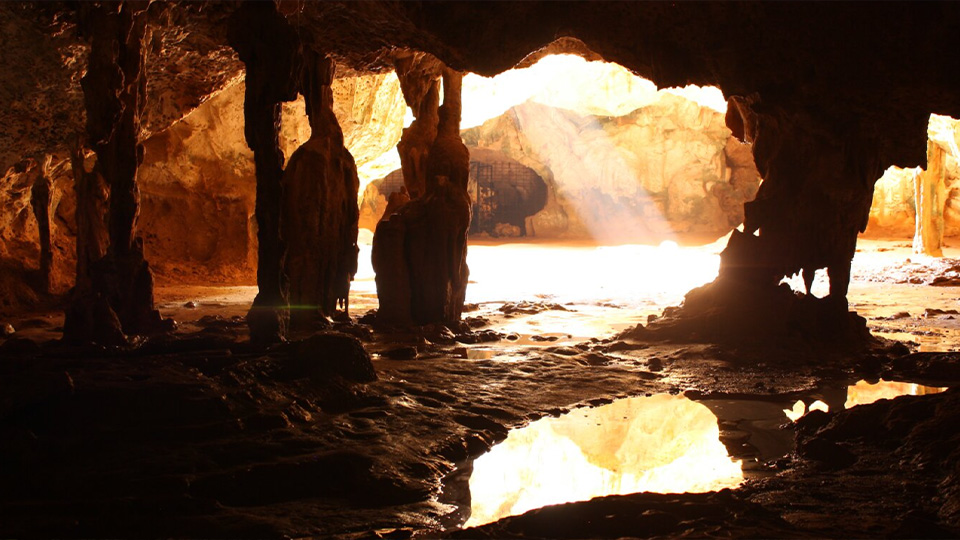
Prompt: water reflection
<box><xmin>845</xmin><ymin>379</ymin><xmax>947</xmax><ymax>408</ymax></box>
<box><xmin>461</xmin><ymin>394</ymin><xmax>743</xmax><ymax>527</ymax></box>
<box><xmin>456</xmin><ymin>380</ymin><xmax>953</xmax><ymax>528</ymax></box>
<box><xmin>782</xmin><ymin>380</ymin><xmax>948</xmax><ymax>420</ymax></box>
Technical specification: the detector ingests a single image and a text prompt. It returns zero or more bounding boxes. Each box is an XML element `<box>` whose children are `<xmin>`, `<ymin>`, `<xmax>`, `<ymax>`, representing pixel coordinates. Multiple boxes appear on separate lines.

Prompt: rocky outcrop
<box><xmin>373</xmin><ymin>68</ymin><xmax>471</xmax><ymax>327</ymax></box>
<box><xmin>281</xmin><ymin>51</ymin><xmax>360</xmax><ymax>328</ymax></box>
<box><xmin>633</xmin><ymin>100</ymin><xmax>885</xmax><ymax>344</ymax></box>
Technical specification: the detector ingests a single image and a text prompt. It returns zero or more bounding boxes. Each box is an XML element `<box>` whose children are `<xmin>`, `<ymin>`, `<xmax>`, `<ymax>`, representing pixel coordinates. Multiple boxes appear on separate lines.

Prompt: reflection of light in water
<box><xmin>845</xmin><ymin>380</ymin><xmax>947</xmax><ymax>408</ymax></box>
<box><xmin>783</xmin><ymin>400</ymin><xmax>806</xmax><ymax>422</ymax></box>
<box><xmin>783</xmin><ymin>382</ymin><xmax>949</xmax><ymax>422</ymax></box>
<box><xmin>463</xmin><ymin>394</ymin><xmax>743</xmax><ymax>528</ymax></box>
<box><xmin>782</xmin><ymin>400</ymin><xmax>829</xmax><ymax>421</ymax></box>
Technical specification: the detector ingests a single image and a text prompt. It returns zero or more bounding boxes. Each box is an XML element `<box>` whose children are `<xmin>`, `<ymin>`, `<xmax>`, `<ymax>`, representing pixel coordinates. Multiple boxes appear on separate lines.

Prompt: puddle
<box><xmin>782</xmin><ymin>379</ymin><xmax>949</xmax><ymax>420</ymax></box>
<box><xmin>453</xmin><ymin>394</ymin><xmax>744</xmax><ymax>528</ymax></box>
<box><xmin>448</xmin><ymin>380</ymin><xmax>954</xmax><ymax>529</ymax></box>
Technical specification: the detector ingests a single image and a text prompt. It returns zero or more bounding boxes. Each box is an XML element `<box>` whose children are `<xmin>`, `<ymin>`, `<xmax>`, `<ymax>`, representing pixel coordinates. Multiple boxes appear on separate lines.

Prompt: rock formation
<box><xmin>29</xmin><ymin>156</ymin><xmax>53</xmax><ymax>293</ymax></box>
<box><xmin>281</xmin><ymin>51</ymin><xmax>360</xmax><ymax>329</ymax></box>
<box><xmin>914</xmin><ymin>138</ymin><xmax>947</xmax><ymax>257</ymax></box>
<box><xmin>228</xmin><ymin>1</ymin><xmax>300</xmax><ymax>344</ymax></box>
<box><xmin>373</xmin><ymin>67</ymin><xmax>471</xmax><ymax>327</ymax></box>
<box><xmin>865</xmin><ymin>114</ymin><xmax>960</xmax><ymax>251</ymax></box>
<box><xmin>637</xmin><ymin>100</ymin><xmax>884</xmax><ymax>344</ymax></box>
<box><xmin>456</xmin><ymin>94</ymin><xmax>759</xmax><ymax>242</ymax></box>
<box><xmin>393</xmin><ymin>51</ymin><xmax>443</xmax><ymax>199</ymax></box>
<box><xmin>63</xmin><ymin>1</ymin><xmax>164</xmax><ymax>345</ymax></box>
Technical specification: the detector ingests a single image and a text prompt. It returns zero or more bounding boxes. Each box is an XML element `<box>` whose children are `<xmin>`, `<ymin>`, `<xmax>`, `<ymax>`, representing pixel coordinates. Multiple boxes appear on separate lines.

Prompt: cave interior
<box><xmin>3</xmin><ymin>1</ymin><xmax>960</xmax><ymax>538</ymax></box>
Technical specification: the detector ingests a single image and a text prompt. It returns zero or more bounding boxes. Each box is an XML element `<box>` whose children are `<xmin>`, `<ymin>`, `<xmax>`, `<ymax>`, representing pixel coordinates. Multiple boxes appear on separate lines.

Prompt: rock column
<box><xmin>660</xmin><ymin>101</ymin><xmax>881</xmax><ymax>343</ymax></box>
<box><xmin>394</xmin><ymin>52</ymin><xmax>443</xmax><ymax>199</ymax></box>
<box><xmin>228</xmin><ymin>2</ymin><xmax>300</xmax><ymax>344</ymax></box>
<box><xmin>281</xmin><ymin>50</ymin><xmax>360</xmax><ymax>329</ymax></box>
<box><xmin>913</xmin><ymin>139</ymin><xmax>946</xmax><ymax>257</ymax></box>
<box><xmin>64</xmin><ymin>2</ymin><xmax>163</xmax><ymax>344</ymax></box>
<box><xmin>373</xmin><ymin>66</ymin><xmax>471</xmax><ymax>328</ymax></box>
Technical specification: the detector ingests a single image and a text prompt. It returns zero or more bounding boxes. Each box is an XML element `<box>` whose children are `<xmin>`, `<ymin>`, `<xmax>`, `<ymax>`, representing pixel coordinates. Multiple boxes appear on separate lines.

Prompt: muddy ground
<box><xmin>2</xmin><ymin>238</ymin><xmax>960</xmax><ymax>538</ymax></box>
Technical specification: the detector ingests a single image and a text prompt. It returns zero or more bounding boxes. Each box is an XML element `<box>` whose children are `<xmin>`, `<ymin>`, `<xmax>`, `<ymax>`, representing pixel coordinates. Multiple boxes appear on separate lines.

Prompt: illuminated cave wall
<box><xmin>865</xmin><ymin>114</ymin><xmax>960</xmax><ymax>239</ymax></box>
<box><xmin>361</xmin><ymin>90</ymin><xmax>760</xmax><ymax>243</ymax></box>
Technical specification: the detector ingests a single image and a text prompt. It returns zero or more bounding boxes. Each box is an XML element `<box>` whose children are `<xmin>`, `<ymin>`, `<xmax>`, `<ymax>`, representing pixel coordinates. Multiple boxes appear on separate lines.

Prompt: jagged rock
<box><xmin>228</xmin><ymin>1</ymin><xmax>300</xmax><ymax>344</ymax></box>
<box><xmin>62</xmin><ymin>2</ymin><xmax>165</xmax><ymax>343</ymax></box>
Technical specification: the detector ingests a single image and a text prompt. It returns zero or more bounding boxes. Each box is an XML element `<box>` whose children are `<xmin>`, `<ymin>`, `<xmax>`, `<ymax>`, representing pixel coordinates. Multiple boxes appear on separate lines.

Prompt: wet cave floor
<box><xmin>3</xmin><ymin>237</ymin><xmax>960</xmax><ymax>538</ymax></box>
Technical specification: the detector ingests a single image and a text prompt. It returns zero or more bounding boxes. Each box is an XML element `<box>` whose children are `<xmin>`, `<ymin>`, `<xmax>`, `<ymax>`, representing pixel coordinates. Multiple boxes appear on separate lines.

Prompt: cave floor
<box><xmin>2</xmin><ymin>238</ymin><xmax>960</xmax><ymax>538</ymax></box>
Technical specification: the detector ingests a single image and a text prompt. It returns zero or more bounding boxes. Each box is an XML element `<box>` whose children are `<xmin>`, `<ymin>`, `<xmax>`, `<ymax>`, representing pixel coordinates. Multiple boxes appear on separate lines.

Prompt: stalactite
<box><xmin>913</xmin><ymin>139</ymin><xmax>946</xmax><ymax>257</ymax></box>
<box><xmin>63</xmin><ymin>1</ymin><xmax>163</xmax><ymax>344</ymax></box>
<box><xmin>30</xmin><ymin>155</ymin><xmax>53</xmax><ymax>293</ymax></box>
<box><xmin>281</xmin><ymin>50</ymin><xmax>360</xmax><ymax>329</ymax></box>
<box><xmin>394</xmin><ymin>51</ymin><xmax>443</xmax><ymax>199</ymax></box>
<box><xmin>228</xmin><ymin>2</ymin><xmax>300</xmax><ymax>344</ymax></box>
<box><xmin>372</xmin><ymin>67</ymin><xmax>471</xmax><ymax>328</ymax></box>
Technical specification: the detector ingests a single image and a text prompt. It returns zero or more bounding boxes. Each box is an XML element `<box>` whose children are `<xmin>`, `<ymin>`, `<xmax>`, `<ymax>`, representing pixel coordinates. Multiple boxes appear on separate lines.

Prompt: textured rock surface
<box><xmin>1</xmin><ymin>1</ymin><xmax>960</xmax><ymax>326</ymax></box>
<box><xmin>459</xmin><ymin>94</ymin><xmax>759</xmax><ymax>242</ymax></box>
<box><xmin>281</xmin><ymin>53</ymin><xmax>360</xmax><ymax>328</ymax></box>
<box><xmin>373</xmin><ymin>68</ymin><xmax>471</xmax><ymax>327</ymax></box>
<box><xmin>865</xmin><ymin>114</ymin><xmax>960</xmax><ymax>248</ymax></box>
<box><xmin>63</xmin><ymin>2</ymin><xmax>164</xmax><ymax>344</ymax></box>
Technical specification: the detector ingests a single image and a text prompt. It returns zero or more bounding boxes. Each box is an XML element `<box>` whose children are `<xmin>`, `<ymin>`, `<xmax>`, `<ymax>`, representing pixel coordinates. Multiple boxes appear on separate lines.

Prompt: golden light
<box><xmin>845</xmin><ymin>379</ymin><xmax>947</xmax><ymax>409</ymax></box>
<box><xmin>462</xmin><ymin>394</ymin><xmax>743</xmax><ymax>528</ymax></box>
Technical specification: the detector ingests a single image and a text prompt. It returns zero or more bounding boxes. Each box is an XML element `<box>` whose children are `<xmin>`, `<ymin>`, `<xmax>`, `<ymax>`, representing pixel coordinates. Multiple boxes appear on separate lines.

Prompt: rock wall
<box><xmin>865</xmin><ymin>115</ymin><xmax>960</xmax><ymax>242</ymax></box>
<box><xmin>457</xmin><ymin>94</ymin><xmax>759</xmax><ymax>242</ymax></box>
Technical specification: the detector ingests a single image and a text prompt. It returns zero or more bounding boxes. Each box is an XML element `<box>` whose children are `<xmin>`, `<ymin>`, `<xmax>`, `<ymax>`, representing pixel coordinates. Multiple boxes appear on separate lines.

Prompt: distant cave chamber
<box><xmin>370</xmin><ymin>150</ymin><xmax>548</xmax><ymax>238</ymax></box>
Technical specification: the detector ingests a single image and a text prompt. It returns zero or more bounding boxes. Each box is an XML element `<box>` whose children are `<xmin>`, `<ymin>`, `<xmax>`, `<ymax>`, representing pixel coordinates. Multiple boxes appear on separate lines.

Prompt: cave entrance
<box><xmin>351</xmin><ymin>50</ymin><xmax>764</xmax><ymax>322</ymax></box>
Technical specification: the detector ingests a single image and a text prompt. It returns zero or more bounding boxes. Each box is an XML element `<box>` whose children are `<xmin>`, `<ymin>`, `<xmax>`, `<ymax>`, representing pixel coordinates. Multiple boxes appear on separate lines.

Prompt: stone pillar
<box><xmin>372</xmin><ymin>66</ymin><xmax>471</xmax><ymax>328</ymax></box>
<box><xmin>913</xmin><ymin>139</ymin><xmax>946</xmax><ymax>257</ymax></box>
<box><xmin>281</xmin><ymin>50</ymin><xmax>360</xmax><ymax>329</ymax></box>
<box><xmin>64</xmin><ymin>1</ymin><xmax>163</xmax><ymax>344</ymax></box>
<box><xmin>394</xmin><ymin>52</ymin><xmax>443</xmax><ymax>199</ymax></box>
<box><xmin>228</xmin><ymin>2</ymin><xmax>300</xmax><ymax>344</ymax></box>
<box><xmin>30</xmin><ymin>155</ymin><xmax>53</xmax><ymax>293</ymax></box>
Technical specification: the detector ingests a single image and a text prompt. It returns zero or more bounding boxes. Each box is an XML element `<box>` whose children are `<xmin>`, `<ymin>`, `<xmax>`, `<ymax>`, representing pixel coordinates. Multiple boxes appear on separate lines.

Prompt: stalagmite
<box><xmin>30</xmin><ymin>156</ymin><xmax>53</xmax><ymax>293</ymax></box>
<box><xmin>63</xmin><ymin>2</ymin><xmax>163</xmax><ymax>344</ymax></box>
<box><xmin>281</xmin><ymin>50</ymin><xmax>360</xmax><ymax>329</ymax></box>
<box><xmin>372</xmin><ymin>67</ymin><xmax>471</xmax><ymax>327</ymax></box>
<box><xmin>913</xmin><ymin>139</ymin><xmax>946</xmax><ymax>257</ymax></box>
<box><xmin>228</xmin><ymin>2</ymin><xmax>300</xmax><ymax>343</ymax></box>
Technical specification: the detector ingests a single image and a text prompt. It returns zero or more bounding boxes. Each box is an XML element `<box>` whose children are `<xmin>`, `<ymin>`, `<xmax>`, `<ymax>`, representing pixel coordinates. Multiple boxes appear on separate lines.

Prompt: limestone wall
<box><xmin>865</xmin><ymin>115</ymin><xmax>960</xmax><ymax>240</ymax></box>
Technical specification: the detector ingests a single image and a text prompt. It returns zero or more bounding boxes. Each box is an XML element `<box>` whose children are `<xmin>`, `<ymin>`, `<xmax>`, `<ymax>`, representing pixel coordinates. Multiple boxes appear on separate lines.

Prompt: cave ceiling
<box><xmin>4</xmin><ymin>1</ymin><xmax>960</xmax><ymax>176</ymax></box>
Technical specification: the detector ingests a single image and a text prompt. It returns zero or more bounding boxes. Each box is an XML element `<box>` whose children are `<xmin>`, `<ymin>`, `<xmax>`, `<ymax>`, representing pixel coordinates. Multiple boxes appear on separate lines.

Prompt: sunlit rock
<box><xmin>459</xmin><ymin>94</ymin><xmax>759</xmax><ymax>242</ymax></box>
